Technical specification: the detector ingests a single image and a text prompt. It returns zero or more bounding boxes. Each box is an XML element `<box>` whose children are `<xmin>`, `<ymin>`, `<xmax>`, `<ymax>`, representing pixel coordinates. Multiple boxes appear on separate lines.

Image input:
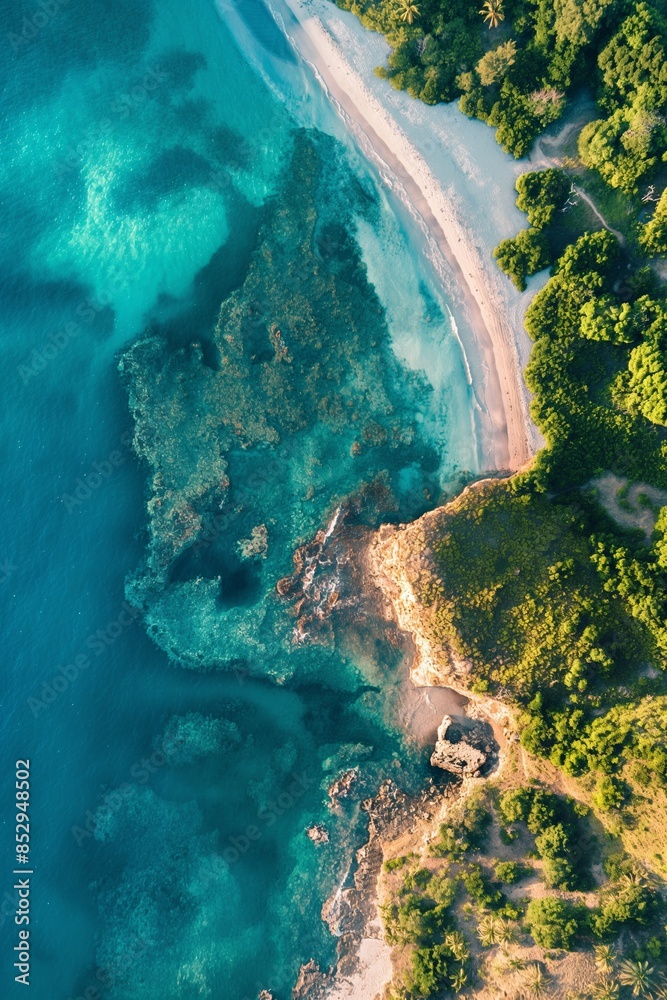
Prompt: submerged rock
<box><xmin>236</xmin><ymin>524</ymin><xmax>268</xmax><ymax>560</ymax></box>
<box><xmin>258</xmin><ymin>992</ymin><xmax>274</xmax><ymax>1000</ymax></box>
<box><xmin>306</xmin><ymin>823</ymin><xmax>330</xmax><ymax>845</ymax></box>
<box><xmin>430</xmin><ymin>714</ymin><xmax>491</xmax><ymax>777</ymax></box>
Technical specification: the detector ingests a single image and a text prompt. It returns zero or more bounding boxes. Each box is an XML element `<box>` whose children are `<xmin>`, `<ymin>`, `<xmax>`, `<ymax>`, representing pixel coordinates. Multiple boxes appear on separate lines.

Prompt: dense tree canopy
<box><xmin>515</xmin><ymin>169</ymin><xmax>571</xmax><ymax>229</ymax></box>
<box><xmin>493</xmin><ymin>227</ymin><xmax>550</xmax><ymax>289</ymax></box>
<box><xmin>339</xmin><ymin>0</ymin><xmax>667</xmax><ymax>172</ymax></box>
<box><xmin>639</xmin><ymin>187</ymin><xmax>667</xmax><ymax>254</ymax></box>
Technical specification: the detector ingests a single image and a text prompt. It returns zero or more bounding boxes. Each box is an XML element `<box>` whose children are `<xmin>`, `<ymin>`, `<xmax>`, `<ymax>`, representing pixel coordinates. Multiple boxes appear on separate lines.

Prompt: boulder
<box><xmin>430</xmin><ymin>715</ymin><xmax>487</xmax><ymax>777</ymax></box>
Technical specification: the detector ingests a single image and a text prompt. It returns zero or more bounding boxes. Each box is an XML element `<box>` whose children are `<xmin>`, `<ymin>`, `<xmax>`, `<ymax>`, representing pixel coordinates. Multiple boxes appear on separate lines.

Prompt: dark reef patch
<box><xmin>120</xmin><ymin>128</ymin><xmax>448</xmax><ymax>673</ymax></box>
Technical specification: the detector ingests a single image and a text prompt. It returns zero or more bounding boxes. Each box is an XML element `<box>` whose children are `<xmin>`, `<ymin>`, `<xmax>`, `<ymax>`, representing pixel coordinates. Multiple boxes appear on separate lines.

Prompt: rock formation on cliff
<box><xmin>430</xmin><ymin>714</ymin><xmax>497</xmax><ymax>777</ymax></box>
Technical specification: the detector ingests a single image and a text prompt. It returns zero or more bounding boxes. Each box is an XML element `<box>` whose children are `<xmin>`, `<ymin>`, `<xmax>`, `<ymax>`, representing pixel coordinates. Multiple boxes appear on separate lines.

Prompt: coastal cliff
<box><xmin>366</xmin><ymin>479</ymin><xmax>513</xmax><ymax>728</ymax></box>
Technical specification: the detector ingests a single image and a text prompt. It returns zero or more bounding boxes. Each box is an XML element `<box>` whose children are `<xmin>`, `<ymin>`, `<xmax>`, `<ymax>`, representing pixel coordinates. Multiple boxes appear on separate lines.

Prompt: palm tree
<box><xmin>445</xmin><ymin>931</ymin><xmax>470</xmax><ymax>962</ymax></box>
<box><xmin>505</xmin><ymin>956</ymin><xmax>526</xmax><ymax>973</ymax></box>
<box><xmin>618</xmin><ymin>959</ymin><xmax>655</xmax><ymax>997</ymax></box>
<box><xmin>451</xmin><ymin>967</ymin><xmax>468</xmax><ymax>992</ymax></box>
<box><xmin>479</xmin><ymin>0</ymin><xmax>505</xmax><ymax>28</ymax></box>
<box><xmin>523</xmin><ymin>963</ymin><xmax>551</xmax><ymax>998</ymax></box>
<box><xmin>595</xmin><ymin>945</ymin><xmax>617</xmax><ymax>976</ymax></box>
<box><xmin>394</xmin><ymin>0</ymin><xmax>420</xmax><ymax>24</ymax></box>
<box><xmin>497</xmin><ymin>918</ymin><xmax>519</xmax><ymax>945</ymax></box>
<box><xmin>620</xmin><ymin>868</ymin><xmax>651</xmax><ymax>889</ymax></box>
<box><xmin>590</xmin><ymin>979</ymin><xmax>619</xmax><ymax>1000</ymax></box>
<box><xmin>478</xmin><ymin>914</ymin><xmax>500</xmax><ymax>946</ymax></box>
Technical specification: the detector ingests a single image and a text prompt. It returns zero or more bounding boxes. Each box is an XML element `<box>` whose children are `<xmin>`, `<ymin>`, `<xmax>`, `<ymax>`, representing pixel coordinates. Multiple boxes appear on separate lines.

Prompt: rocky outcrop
<box><xmin>430</xmin><ymin>714</ymin><xmax>490</xmax><ymax>777</ymax></box>
<box><xmin>327</xmin><ymin>768</ymin><xmax>359</xmax><ymax>810</ymax></box>
<box><xmin>292</xmin><ymin>960</ymin><xmax>332</xmax><ymax>999</ymax></box>
<box><xmin>237</xmin><ymin>524</ymin><xmax>268</xmax><ymax>559</ymax></box>
<box><xmin>306</xmin><ymin>823</ymin><xmax>330</xmax><ymax>845</ymax></box>
<box><xmin>322</xmin><ymin>777</ymin><xmax>458</xmax><ymax>965</ymax></box>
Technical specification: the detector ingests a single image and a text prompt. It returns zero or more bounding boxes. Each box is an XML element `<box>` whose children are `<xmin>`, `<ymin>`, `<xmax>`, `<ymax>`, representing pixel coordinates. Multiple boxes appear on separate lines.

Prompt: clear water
<box><xmin>0</xmin><ymin>0</ymin><xmax>479</xmax><ymax>997</ymax></box>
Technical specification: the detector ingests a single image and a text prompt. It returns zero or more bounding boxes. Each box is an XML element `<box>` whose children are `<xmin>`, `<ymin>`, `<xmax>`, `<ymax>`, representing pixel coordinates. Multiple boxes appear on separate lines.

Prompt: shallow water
<box><xmin>0</xmin><ymin>1</ymin><xmax>481</xmax><ymax>997</ymax></box>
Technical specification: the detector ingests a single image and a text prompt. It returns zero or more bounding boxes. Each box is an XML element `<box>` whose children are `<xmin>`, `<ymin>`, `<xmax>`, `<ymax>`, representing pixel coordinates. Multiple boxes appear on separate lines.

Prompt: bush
<box><xmin>526</xmin><ymin>791</ymin><xmax>559</xmax><ymax>834</ymax></box>
<box><xmin>639</xmin><ymin>188</ymin><xmax>667</xmax><ymax>256</ymax></box>
<box><xmin>525</xmin><ymin>897</ymin><xmax>581</xmax><ymax>949</ymax></box>
<box><xmin>383</xmin><ymin>895</ymin><xmax>434</xmax><ymax>946</ymax></box>
<box><xmin>384</xmin><ymin>855</ymin><xmax>410</xmax><ymax>872</ymax></box>
<box><xmin>592</xmin><ymin>877</ymin><xmax>659</xmax><ymax>937</ymax></box>
<box><xmin>498</xmin><ymin>788</ymin><xmax>532</xmax><ymax>825</ymax></box>
<box><xmin>498</xmin><ymin>788</ymin><xmax>588</xmax><ymax>890</ymax></box>
<box><xmin>494</xmin><ymin>860</ymin><xmax>523</xmax><ymax>884</ymax></box>
<box><xmin>427</xmin><ymin>871</ymin><xmax>457</xmax><ymax>907</ymax></box>
<box><xmin>494</xmin><ymin>228</ymin><xmax>551</xmax><ymax>291</ymax></box>
<box><xmin>515</xmin><ymin>169</ymin><xmax>571</xmax><ymax>229</ymax></box>
<box><xmin>458</xmin><ymin>791</ymin><xmax>493</xmax><ymax>849</ymax></box>
<box><xmin>404</xmin><ymin>943</ymin><xmax>451</xmax><ymax>998</ymax></box>
<box><xmin>592</xmin><ymin>775</ymin><xmax>625</xmax><ymax>812</ymax></box>
<box><xmin>403</xmin><ymin>867</ymin><xmax>434</xmax><ymax>892</ymax></box>
<box><xmin>461</xmin><ymin>864</ymin><xmax>505</xmax><ymax>908</ymax></box>
<box><xmin>432</xmin><ymin>791</ymin><xmax>491</xmax><ymax>856</ymax></box>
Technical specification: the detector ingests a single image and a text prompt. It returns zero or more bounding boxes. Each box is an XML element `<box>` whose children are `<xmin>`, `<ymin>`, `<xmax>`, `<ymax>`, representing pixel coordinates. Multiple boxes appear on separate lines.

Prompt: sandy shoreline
<box><xmin>250</xmin><ymin>4</ymin><xmax>538</xmax><ymax>995</ymax></box>
<box><xmin>271</xmin><ymin>0</ymin><xmax>535</xmax><ymax>474</ymax></box>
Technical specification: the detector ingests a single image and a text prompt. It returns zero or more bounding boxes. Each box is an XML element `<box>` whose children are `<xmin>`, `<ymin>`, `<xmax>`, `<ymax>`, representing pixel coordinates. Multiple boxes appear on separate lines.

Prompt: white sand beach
<box><xmin>267</xmin><ymin>0</ymin><xmax>539</xmax><ymax>473</ymax></box>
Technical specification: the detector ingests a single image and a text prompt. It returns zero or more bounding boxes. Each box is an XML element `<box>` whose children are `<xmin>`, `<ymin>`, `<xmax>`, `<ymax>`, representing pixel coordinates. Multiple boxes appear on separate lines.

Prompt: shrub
<box><xmin>494</xmin><ymin>228</ymin><xmax>551</xmax><ymax>291</ymax></box>
<box><xmin>592</xmin><ymin>775</ymin><xmax>625</xmax><ymax>812</ymax></box>
<box><xmin>515</xmin><ymin>169</ymin><xmax>571</xmax><ymax>228</ymax></box>
<box><xmin>382</xmin><ymin>895</ymin><xmax>433</xmax><ymax>945</ymax></box>
<box><xmin>427</xmin><ymin>871</ymin><xmax>457</xmax><ymax>907</ymax></box>
<box><xmin>592</xmin><ymin>877</ymin><xmax>659</xmax><ymax>937</ymax></box>
<box><xmin>525</xmin><ymin>897</ymin><xmax>581</xmax><ymax>949</ymax></box>
<box><xmin>494</xmin><ymin>860</ymin><xmax>523</xmax><ymax>884</ymax></box>
<box><xmin>404</xmin><ymin>943</ymin><xmax>451</xmax><ymax>998</ymax></box>
<box><xmin>403</xmin><ymin>867</ymin><xmax>434</xmax><ymax>892</ymax></box>
<box><xmin>384</xmin><ymin>855</ymin><xmax>410</xmax><ymax>872</ymax></box>
<box><xmin>639</xmin><ymin>188</ymin><xmax>667</xmax><ymax>256</ymax></box>
<box><xmin>461</xmin><ymin>865</ymin><xmax>505</xmax><ymax>908</ymax></box>
<box><xmin>498</xmin><ymin>788</ymin><xmax>532</xmax><ymax>825</ymax></box>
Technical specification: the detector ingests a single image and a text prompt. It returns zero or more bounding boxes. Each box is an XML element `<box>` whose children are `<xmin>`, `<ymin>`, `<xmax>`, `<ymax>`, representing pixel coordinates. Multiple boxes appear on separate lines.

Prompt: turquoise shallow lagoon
<box><xmin>0</xmin><ymin>0</ymin><xmax>479</xmax><ymax>996</ymax></box>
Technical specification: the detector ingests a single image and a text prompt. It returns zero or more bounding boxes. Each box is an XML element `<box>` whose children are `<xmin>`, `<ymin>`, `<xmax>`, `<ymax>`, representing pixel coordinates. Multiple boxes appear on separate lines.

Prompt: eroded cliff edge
<box><xmin>366</xmin><ymin>479</ymin><xmax>513</xmax><ymax>731</ymax></box>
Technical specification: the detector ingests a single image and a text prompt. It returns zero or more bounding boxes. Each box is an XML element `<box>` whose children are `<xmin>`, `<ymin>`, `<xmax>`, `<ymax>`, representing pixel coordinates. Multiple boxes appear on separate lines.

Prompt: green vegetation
<box><xmin>578</xmin><ymin>3</ymin><xmax>667</xmax><ymax>194</ymax></box>
<box><xmin>381</xmin><ymin>784</ymin><xmax>666</xmax><ymax>996</ymax></box>
<box><xmin>493</xmin><ymin>859</ymin><xmax>523</xmax><ymax>883</ymax></box>
<box><xmin>338</xmin><ymin>0</ymin><xmax>667</xmax><ymax>166</ymax></box>
<box><xmin>516</xmin><ymin>169</ymin><xmax>572</xmax><ymax>229</ymax></box>
<box><xmin>525</xmin><ymin>896</ymin><xmax>583</xmax><ymax>949</ymax></box>
<box><xmin>341</xmin><ymin>0</ymin><xmax>667</xmax><ymax>991</ymax></box>
<box><xmin>640</xmin><ymin>188</ymin><xmax>667</xmax><ymax>256</ymax></box>
<box><xmin>381</xmin><ymin>854</ymin><xmax>469</xmax><ymax>998</ymax></box>
<box><xmin>494</xmin><ymin>226</ymin><xmax>551</xmax><ymax>289</ymax></box>
<box><xmin>336</xmin><ymin>0</ymin><xmax>483</xmax><ymax>106</ymax></box>
<box><xmin>499</xmin><ymin>786</ymin><xmax>592</xmax><ymax>889</ymax></box>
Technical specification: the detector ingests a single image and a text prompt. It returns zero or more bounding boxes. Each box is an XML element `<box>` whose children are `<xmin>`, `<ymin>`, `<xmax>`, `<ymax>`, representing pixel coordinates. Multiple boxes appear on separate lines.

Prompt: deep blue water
<box><xmin>0</xmin><ymin>1</ymin><xmax>479</xmax><ymax>997</ymax></box>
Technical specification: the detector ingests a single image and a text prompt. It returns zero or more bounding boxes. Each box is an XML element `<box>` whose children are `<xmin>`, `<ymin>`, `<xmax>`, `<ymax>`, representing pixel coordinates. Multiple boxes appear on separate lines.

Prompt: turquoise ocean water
<box><xmin>0</xmin><ymin>0</ymin><xmax>480</xmax><ymax>996</ymax></box>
